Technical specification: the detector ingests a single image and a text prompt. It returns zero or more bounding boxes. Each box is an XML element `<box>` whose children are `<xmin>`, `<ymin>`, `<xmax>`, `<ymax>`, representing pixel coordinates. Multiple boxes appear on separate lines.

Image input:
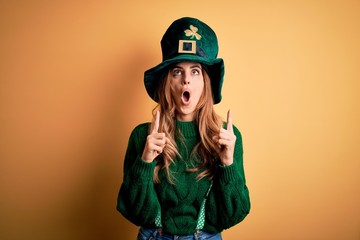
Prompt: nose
<box><xmin>183</xmin><ymin>73</ymin><xmax>190</xmax><ymax>85</ymax></box>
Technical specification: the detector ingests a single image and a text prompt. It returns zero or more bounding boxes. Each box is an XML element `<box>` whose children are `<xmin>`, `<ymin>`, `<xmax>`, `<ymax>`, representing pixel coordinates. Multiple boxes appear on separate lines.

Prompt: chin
<box><xmin>181</xmin><ymin>106</ymin><xmax>195</xmax><ymax>114</ymax></box>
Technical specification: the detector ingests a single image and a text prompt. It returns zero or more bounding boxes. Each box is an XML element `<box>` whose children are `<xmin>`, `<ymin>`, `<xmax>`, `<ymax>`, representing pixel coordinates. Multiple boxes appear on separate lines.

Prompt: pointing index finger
<box><xmin>153</xmin><ymin>110</ymin><xmax>160</xmax><ymax>133</ymax></box>
<box><xmin>227</xmin><ymin>109</ymin><xmax>233</xmax><ymax>132</ymax></box>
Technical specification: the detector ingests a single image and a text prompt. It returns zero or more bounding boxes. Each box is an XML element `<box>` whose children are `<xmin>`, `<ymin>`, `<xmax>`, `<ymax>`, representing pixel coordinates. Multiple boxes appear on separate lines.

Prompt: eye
<box><xmin>192</xmin><ymin>68</ymin><xmax>201</xmax><ymax>75</ymax></box>
<box><xmin>172</xmin><ymin>69</ymin><xmax>182</xmax><ymax>76</ymax></box>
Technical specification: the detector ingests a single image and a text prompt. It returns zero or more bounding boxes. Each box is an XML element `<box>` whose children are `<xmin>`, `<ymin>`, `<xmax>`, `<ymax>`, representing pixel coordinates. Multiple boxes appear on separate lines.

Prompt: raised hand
<box><xmin>141</xmin><ymin>111</ymin><xmax>166</xmax><ymax>162</ymax></box>
<box><xmin>214</xmin><ymin>110</ymin><xmax>237</xmax><ymax>166</ymax></box>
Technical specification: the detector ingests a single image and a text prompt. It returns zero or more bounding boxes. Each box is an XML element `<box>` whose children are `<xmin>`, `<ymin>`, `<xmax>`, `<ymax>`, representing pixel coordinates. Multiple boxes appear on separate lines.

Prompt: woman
<box><xmin>117</xmin><ymin>17</ymin><xmax>250</xmax><ymax>239</ymax></box>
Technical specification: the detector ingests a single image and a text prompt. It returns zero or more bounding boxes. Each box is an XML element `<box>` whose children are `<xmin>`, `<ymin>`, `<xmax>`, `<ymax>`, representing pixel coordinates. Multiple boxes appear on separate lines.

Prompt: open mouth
<box><xmin>181</xmin><ymin>90</ymin><xmax>191</xmax><ymax>104</ymax></box>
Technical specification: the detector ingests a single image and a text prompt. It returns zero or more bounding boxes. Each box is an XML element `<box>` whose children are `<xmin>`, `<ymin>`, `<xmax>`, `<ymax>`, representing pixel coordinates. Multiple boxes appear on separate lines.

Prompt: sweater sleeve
<box><xmin>205</xmin><ymin>124</ymin><xmax>251</xmax><ymax>232</ymax></box>
<box><xmin>116</xmin><ymin>123</ymin><xmax>160</xmax><ymax>227</ymax></box>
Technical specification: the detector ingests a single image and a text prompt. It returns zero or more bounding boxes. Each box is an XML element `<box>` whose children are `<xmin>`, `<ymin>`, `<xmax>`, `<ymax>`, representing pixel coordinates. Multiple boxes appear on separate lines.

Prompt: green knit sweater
<box><xmin>117</xmin><ymin>120</ymin><xmax>250</xmax><ymax>235</ymax></box>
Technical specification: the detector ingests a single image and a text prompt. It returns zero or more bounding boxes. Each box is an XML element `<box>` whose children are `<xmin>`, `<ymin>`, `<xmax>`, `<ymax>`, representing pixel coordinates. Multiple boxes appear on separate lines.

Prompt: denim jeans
<box><xmin>137</xmin><ymin>227</ymin><xmax>222</xmax><ymax>240</ymax></box>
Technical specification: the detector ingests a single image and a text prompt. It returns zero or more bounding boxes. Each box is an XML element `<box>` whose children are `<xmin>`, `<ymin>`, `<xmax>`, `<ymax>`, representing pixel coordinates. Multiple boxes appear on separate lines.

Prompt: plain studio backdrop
<box><xmin>0</xmin><ymin>1</ymin><xmax>359</xmax><ymax>239</ymax></box>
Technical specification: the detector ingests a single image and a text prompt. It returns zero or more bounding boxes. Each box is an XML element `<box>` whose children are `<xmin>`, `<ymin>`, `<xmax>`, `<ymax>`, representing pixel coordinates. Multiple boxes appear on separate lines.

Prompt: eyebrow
<box><xmin>172</xmin><ymin>63</ymin><xmax>202</xmax><ymax>69</ymax></box>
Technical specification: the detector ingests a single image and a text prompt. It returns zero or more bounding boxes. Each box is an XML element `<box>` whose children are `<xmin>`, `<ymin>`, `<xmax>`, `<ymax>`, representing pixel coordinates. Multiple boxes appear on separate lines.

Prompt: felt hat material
<box><xmin>144</xmin><ymin>17</ymin><xmax>224</xmax><ymax>104</ymax></box>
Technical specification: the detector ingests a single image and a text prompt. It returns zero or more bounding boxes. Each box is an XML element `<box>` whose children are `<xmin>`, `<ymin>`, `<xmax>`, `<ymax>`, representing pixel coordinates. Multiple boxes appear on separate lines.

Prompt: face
<box><xmin>169</xmin><ymin>62</ymin><xmax>204</xmax><ymax>121</ymax></box>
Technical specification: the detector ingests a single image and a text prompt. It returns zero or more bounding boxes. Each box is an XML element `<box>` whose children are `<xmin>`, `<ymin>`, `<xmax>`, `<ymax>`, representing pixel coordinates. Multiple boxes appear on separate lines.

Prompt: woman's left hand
<box><xmin>214</xmin><ymin>110</ymin><xmax>236</xmax><ymax>166</ymax></box>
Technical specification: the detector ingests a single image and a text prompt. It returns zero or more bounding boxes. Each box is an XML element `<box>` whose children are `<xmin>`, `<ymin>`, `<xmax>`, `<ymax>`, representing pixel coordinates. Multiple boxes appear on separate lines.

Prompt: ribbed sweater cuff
<box><xmin>218</xmin><ymin>163</ymin><xmax>239</xmax><ymax>184</ymax></box>
<box><xmin>130</xmin><ymin>156</ymin><xmax>156</xmax><ymax>179</ymax></box>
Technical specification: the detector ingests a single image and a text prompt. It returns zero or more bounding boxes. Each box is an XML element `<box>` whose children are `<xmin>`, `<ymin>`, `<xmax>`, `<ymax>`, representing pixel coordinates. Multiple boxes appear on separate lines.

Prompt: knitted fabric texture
<box><xmin>117</xmin><ymin>120</ymin><xmax>250</xmax><ymax>235</ymax></box>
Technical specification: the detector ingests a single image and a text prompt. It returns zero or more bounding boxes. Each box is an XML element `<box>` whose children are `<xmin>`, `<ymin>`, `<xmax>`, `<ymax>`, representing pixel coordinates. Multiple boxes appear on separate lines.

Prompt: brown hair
<box><xmin>151</xmin><ymin>65</ymin><xmax>222</xmax><ymax>183</ymax></box>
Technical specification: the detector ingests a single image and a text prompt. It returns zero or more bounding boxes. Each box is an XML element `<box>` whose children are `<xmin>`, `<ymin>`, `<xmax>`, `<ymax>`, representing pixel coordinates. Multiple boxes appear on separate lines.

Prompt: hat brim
<box><xmin>144</xmin><ymin>54</ymin><xmax>224</xmax><ymax>104</ymax></box>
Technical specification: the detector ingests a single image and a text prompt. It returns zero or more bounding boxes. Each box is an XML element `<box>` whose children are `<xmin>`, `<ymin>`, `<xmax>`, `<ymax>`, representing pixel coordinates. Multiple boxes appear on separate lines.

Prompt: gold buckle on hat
<box><xmin>178</xmin><ymin>40</ymin><xmax>196</xmax><ymax>54</ymax></box>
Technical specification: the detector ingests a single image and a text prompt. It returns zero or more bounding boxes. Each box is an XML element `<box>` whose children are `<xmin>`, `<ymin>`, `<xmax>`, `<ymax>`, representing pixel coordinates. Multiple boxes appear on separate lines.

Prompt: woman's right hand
<box><xmin>141</xmin><ymin>111</ymin><xmax>167</xmax><ymax>162</ymax></box>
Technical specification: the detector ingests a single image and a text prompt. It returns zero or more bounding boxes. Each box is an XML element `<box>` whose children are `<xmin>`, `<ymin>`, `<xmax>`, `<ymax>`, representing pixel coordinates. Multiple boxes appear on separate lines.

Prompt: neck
<box><xmin>176</xmin><ymin>112</ymin><xmax>195</xmax><ymax>122</ymax></box>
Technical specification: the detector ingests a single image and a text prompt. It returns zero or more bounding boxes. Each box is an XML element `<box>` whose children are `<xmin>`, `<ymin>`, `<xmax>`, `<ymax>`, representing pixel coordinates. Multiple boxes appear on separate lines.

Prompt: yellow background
<box><xmin>1</xmin><ymin>0</ymin><xmax>359</xmax><ymax>239</ymax></box>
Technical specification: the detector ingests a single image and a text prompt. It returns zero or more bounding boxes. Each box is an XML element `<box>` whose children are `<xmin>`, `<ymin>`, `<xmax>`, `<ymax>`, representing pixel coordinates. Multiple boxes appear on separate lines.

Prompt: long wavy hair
<box><xmin>151</xmin><ymin>64</ymin><xmax>223</xmax><ymax>183</ymax></box>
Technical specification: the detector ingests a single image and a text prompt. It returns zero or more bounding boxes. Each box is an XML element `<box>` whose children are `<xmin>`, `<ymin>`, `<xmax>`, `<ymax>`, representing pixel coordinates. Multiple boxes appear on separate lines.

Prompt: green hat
<box><xmin>144</xmin><ymin>17</ymin><xmax>224</xmax><ymax>104</ymax></box>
